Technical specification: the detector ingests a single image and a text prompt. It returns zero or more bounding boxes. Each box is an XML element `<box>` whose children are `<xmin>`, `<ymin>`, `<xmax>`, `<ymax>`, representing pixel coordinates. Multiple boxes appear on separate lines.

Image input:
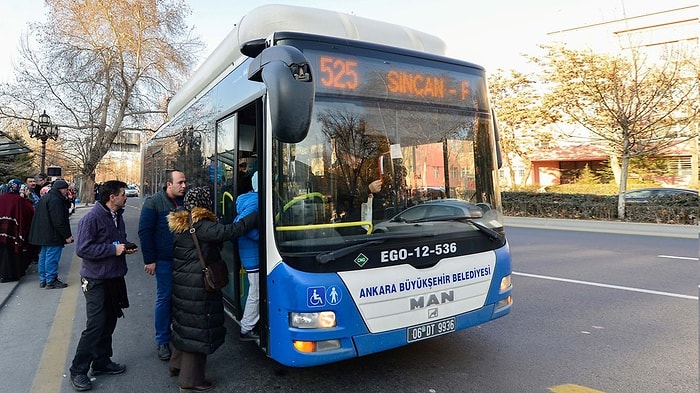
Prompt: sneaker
<box><xmin>39</xmin><ymin>282</ymin><xmax>46</xmax><ymax>288</ymax></box>
<box><xmin>70</xmin><ymin>373</ymin><xmax>92</xmax><ymax>391</ymax></box>
<box><xmin>91</xmin><ymin>361</ymin><xmax>126</xmax><ymax>376</ymax></box>
<box><xmin>157</xmin><ymin>344</ymin><xmax>171</xmax><ymax>361</ymax></box>
<box><xmin>239</xmin><ymin>330</ymin><xmax>260</xmax><ymax>342</ymax></box>
<box><xmin>46</xmin><ymin>279</ymin><xmax>68</xmax><ymax>289</ymax></box>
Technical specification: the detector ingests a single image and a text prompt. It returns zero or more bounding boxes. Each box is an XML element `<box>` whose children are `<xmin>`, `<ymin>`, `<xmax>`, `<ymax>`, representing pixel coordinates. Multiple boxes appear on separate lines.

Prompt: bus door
<box><xmin>215</xmin><ymin>102</ymin><xmax>260</xmax><ymax>328</ymax></box>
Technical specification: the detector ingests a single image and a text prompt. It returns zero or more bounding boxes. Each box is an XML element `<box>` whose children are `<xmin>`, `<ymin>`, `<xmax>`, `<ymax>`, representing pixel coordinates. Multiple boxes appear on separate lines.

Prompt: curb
<box><xmin>504</xmin><ymin>216</ymin><xmax>698</xmax><ymax>239</ymax></box>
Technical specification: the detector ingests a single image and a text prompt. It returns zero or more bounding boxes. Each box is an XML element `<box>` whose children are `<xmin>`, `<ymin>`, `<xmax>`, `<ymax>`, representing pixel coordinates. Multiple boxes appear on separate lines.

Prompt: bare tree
<box><xmin>488</xmin><ymin>69</ymin><xmax>557</xmax><ymax>188</ymax></box>
<box><xmin>533</xmin><ymin>44</ymin><xmax>699</xmax><ymax>218</ymax></box>
<box><xmin>0</xmin><ymin>0</ymin><xmax>204</xmax><ymax>202</ymax></box>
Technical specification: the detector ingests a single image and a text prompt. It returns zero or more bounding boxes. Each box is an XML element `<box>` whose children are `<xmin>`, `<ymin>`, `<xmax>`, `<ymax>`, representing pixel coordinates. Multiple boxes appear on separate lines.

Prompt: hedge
<box><xmin>501</xmin><ymin>191</ymin><xmax>698</xmax><ymax>225</ymax></box>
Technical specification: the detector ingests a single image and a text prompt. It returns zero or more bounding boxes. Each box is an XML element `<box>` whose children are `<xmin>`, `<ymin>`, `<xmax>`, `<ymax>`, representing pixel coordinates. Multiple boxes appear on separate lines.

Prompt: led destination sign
<box><xmin>310</xmin><ymin>51</ymin><xmax>485</xmax><ymax>107</ymax></box>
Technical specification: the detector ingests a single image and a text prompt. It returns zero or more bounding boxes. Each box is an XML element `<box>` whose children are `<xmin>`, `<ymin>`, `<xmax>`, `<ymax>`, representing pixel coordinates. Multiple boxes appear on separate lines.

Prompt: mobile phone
<box><xmin>124</xmin><ymin>242</ymin><xmax>138</xmax><ymax>250</ymax></box>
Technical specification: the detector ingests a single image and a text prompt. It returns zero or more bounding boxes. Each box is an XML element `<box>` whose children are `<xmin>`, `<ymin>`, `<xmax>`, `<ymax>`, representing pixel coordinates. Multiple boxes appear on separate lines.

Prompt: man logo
<box><xmin>409</xmin><ymin>291</ymin><xmax>454</xmax><ymax>310</ymax></box>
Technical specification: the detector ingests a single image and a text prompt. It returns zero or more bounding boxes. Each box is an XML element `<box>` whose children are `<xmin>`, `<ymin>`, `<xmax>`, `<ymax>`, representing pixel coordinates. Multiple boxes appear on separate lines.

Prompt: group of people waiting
<box><xmin>68</xmin><ymin>169</ymin><xmax>259</xmax><ymax>392</ymax></box>
<box><xmin>0</xmin><ymin>174</ymin><xmax>76</xmax><ymax>286</ymax></box>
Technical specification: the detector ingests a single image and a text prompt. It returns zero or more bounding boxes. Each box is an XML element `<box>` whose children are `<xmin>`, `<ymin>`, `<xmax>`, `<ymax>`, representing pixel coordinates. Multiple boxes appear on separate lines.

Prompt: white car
<box><xmin>125</xmin><ymin>186</ymin><xmax>139</xmax><ymax>197</ymax></box>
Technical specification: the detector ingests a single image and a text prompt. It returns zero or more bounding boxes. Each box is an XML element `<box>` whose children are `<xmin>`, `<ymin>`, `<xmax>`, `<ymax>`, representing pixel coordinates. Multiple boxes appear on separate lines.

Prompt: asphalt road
<box><xmin>0</xmin><ymin>199</ymin><xmax>697</xmax><ymax>393</ymax></box>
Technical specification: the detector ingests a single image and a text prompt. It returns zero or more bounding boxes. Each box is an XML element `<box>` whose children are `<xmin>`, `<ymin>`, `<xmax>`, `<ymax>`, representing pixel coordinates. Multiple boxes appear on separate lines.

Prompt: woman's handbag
<box><xmin>189</xmin><ymin>213</ymin><xmax>229</xmax><ymax>292</ymax></box>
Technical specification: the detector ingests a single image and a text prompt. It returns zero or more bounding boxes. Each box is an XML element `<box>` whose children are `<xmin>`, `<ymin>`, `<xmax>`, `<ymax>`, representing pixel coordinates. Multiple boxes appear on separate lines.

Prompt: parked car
<box><xmin>372</xmin><ymin>199</ymin><xmax>486</xmax><ymax>233</ymax></box>
<box><xmin>624</xmin><ymin>188</ymin><xmax>698</xmax><ymax>204</ymax></box>
<box><xmin>125</xmin><ymin>185</ymin><xmax>139</xmax><ymax>197</ymax></box>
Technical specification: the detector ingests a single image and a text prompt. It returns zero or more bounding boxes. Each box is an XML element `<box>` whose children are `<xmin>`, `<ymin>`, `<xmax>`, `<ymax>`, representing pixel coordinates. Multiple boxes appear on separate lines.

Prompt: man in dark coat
<box><xmin>69</xmin><ymin>180</ymin><xmax>135</xmax><ymax>392</ymax></box>
<box><xmin>138</xmin><ymin>169</ymin><xmax>187</xmax><ymax>361</ymax></box>
<box><xmin>28</xmin><ymin>179</ymin><xmax>74</xmax><ymax>288</ymax></box>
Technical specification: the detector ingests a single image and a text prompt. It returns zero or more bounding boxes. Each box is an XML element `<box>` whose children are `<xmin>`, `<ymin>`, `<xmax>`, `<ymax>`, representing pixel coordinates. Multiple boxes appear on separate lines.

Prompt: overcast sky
<box><xmin>0</xmin><ymin>0</ymin><xmax>692</xmax><ymax>82</ymax></box>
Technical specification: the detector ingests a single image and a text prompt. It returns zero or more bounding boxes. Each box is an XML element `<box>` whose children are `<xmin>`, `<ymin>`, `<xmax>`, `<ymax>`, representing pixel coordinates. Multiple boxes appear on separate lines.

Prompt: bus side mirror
<box><xmin>247</xmin><ymin>45</ymin><xmax>315</xmax><ymax>143</ymax></box>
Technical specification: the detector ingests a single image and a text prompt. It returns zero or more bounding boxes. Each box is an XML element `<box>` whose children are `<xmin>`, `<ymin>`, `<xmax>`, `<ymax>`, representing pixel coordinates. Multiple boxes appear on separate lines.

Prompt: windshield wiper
<box><xmin>465</xmin><ymin>218</ymin><xmax>505</xmax><ymax>242</ymax></box>
<box><xmin>316</xmin><ymin>232</ymin><xmax>435</xmax><ymax>264</ymax></box>
<box><xmin>407</xmin><ymin>215</ymin><xmax>504</xmax><ymax>242</ymax></box>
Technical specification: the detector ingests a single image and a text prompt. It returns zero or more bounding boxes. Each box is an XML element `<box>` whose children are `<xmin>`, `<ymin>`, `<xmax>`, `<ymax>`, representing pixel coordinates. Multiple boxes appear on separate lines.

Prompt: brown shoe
<box><xmin>168</xmin><ymin>367</ymin><xmax>180</xmax><ymax>377</ymax></box>
<box><xmin>179</xmin><ymin>381</ymin><xmax>213</xmax><ymax>392</ymax></box>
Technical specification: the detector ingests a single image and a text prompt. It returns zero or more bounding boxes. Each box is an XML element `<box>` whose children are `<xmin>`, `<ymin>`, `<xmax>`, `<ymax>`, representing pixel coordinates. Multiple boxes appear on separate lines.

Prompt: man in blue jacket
<box><xmin>138</xmin><ymin>170</ymin><xmax>187</xmax><ymax>361</ymax></box>
<box><xmin>236</xmin><ymin>171</ymin><xmax>260</xmax><ymax>341</ymax></box>
<box><xmin>69</xmin><ymin>180</ymin><xmax>136</xmax><ymax>391</ymax></box>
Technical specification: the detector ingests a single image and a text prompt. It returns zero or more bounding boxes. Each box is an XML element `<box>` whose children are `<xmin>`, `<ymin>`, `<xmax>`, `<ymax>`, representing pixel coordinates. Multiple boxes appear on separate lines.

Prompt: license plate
<box><xmin>406</xmin><ymin>317</ymin><xmax>456</xmax><ymax>342</ymax></box>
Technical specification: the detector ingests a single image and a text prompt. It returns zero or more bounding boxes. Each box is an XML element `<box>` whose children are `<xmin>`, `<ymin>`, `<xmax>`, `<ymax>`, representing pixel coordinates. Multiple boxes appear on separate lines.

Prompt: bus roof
<box><xmin>167</xmin><ymin>4</ymin><xmax>448</xmax><ymax>118</ymax></box>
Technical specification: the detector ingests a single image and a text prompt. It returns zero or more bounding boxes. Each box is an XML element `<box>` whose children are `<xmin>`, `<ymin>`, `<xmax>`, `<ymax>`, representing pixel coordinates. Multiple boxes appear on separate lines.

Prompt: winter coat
<box><xmin>235</xmin><ymin>191</ymin><xmax>259</xmax><ymax>272</ymax></box>
<box><xmin>0</xmin><ymin>193</ymin><xmax>34</xmax><ymax>253</ymax></box>
<box><xmin>28</xmin><ymin>188</ymin><xmax>72</xmax><ymax>246</ymax></box>
<box><xmin>167</xmin><ymin>206</ymin><xmax>257</xmax><ymax>355</ymax></box>
<box><xmin>75</xmin><ymin>202</ymin><xmax>129</xmax><ymax>279</ymax></box>
<box><xmin>138</xmin><ymin>190</ymin><xmax>183</xmax><ymax>264</ymax></box>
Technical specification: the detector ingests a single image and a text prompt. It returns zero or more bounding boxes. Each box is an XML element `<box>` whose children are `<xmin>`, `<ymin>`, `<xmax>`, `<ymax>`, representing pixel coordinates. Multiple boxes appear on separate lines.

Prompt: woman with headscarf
<box><xmin>0</xmin><ymin>179</ymin><xmax>35</xmax><ymax>282</ymax></box>
<box><xmin>167</xmin><ymin>186</ymin><xmax>257</xmax><ymax>392</ymax></box>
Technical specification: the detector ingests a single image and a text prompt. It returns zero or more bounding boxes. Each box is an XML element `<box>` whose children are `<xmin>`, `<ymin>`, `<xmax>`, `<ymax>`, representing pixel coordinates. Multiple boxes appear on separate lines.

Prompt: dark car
<box><xmin>624</xmin><ymin>187</ymin><xmax>698</xmax><ymax>204</ymax></box>
<box><xmin>372</xmin><ymin>199</ymin><xmax>487</xmax><ymax>233</ymax></box>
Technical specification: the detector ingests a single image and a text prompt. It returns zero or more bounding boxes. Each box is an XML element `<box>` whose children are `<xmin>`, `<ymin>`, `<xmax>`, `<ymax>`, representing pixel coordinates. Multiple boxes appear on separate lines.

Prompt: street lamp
<box><xmin>28</xmin><ymin>110</ymin><xmax>59</xmax><ymax>175</ymax></box>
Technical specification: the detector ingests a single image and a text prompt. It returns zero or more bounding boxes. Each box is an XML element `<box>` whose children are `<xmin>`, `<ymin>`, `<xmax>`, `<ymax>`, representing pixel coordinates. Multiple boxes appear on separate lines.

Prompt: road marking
<box><xmin>658</xmin><ymin>255</ymin><xmax>698</xmax><ymax>261</ymax></box>
<box><xmin>30</xmin><ymin>253</ymin><xmax>82</xmax><ymax>393</ymax></box>
<box><xmin>549</xmin><ymin>384</ymin><xmax>605</xmax><ymax>393</ymax></box>
<box><xmin>513</xmin><ymin>272</ymin><xmax>699</xmax><ymax>300</ymax></box>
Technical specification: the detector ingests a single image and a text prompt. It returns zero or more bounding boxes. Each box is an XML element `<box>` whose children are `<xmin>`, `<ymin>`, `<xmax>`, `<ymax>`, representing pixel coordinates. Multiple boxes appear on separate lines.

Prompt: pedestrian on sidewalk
<box><xmin>28</xmin><ymin>179</ymin><xmax>73</xmax><ymax>289</ymax></box>
<box><xmin>0</xmin><ymin>179</ymin><xmax>34</xmax><ymax>282</ymax></box>
<box><xmin>138</xmin><ymin>169</ymin><xmax>187</xmax><ymax>361</ymax></box>
<box><xmin>69</xmin><ymin>180</ymin><xmax>136</xmax><ymax>391</ymax></box>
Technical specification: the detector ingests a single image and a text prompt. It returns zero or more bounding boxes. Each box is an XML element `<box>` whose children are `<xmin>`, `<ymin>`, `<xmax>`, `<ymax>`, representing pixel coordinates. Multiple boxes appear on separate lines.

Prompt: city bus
<box><xmin>142</xmin><ymin>4</ymin><xmax>512</xmax><ymax>367</ymax></box>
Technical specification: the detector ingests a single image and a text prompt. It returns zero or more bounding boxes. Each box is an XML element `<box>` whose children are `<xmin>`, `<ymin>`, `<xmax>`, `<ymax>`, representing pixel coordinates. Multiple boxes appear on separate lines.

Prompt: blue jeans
<box><xmin>155</xmin><ymin>260</ymin><xmax>173</xmax><ymax>345</ymax></box>
<box><xmin>38</xmin><ymin>246</ymin><xmax>63</xmax><ymax>284</ymax></box>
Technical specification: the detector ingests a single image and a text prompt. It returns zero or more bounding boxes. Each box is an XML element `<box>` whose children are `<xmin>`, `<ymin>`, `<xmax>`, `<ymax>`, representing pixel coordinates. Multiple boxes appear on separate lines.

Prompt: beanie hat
<box><xmin>53</xmin><ymin>179</ymin><xmax>69</xmax><ymax>189</ymax></box>
<box><xmin>184</xmin><ymin>186</ymin><xmax>212</xmax><ymax>211</ymax></box>
<box><xmin>251</xmin><ymin>171</ymin><xmax>258</xmax><ymax>193</ymax></box>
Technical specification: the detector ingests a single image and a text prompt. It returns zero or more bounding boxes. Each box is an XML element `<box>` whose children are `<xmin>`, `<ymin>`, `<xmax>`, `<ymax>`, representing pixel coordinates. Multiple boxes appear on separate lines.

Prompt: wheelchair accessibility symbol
<box><xmin>307</xmin><ymin>286</ymin><xmax>326</xmax><ymax>307</ymax></box>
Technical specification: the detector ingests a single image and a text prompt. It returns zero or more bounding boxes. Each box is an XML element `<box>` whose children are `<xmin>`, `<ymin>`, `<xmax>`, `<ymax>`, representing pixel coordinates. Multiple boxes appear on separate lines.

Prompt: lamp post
<box><xmin>28</xmin><ymin>110</ymin><xmax>59</xmax><ymax>175</ymax></box>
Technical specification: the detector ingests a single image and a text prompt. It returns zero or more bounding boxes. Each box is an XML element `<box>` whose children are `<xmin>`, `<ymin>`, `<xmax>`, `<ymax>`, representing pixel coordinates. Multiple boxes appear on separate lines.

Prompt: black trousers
<box><xmin>70</xmin><ymin>278</ymin><xmax>120</xmax><ymax>375</ymax></box>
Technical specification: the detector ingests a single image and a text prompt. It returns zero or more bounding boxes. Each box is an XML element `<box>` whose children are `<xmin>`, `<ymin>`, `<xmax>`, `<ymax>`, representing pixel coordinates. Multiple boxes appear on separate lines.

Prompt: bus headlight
<box><xmin>499</xmin><ymin>275</ymin><xmax>512</xmax><ymax>293</ymax></box>
<box><xmin>289</xmin><ymin>311</ymin><xmax>337</xmax><ymax>328</ymax></box>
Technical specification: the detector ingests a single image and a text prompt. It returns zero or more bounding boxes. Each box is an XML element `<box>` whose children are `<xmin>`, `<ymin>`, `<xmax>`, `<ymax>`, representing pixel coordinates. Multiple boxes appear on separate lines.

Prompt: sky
<box><xmin>0</xmin><ymin>0</ymin><xmax>693</xmax><ymax>83</ymax></box>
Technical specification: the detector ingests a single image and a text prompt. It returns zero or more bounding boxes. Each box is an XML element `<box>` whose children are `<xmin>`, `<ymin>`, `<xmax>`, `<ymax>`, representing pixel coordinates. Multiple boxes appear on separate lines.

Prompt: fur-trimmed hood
<box><xmin>168</xmin><ymin>207</ymin><xmax>217</xmax><ymax>234</ymax></box>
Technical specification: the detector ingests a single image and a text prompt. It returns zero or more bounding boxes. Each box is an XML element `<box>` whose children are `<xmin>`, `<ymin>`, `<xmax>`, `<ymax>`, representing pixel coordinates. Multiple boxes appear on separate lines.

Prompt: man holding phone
<box><xmin>69</xmin><ymin>180</ymin><xmax>137</xmax><ymax>391</ymax></box>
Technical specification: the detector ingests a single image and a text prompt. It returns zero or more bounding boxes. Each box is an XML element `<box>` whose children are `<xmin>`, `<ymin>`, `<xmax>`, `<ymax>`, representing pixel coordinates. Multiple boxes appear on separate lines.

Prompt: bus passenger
<box><xmin>167</xmin><ymin>186</ymin><xmax>257</xmax><ymax>392</ymax></box>
<box><xmin>138</xmin><ymin>170</ymin><xmax>187</xmax><ymax>362</ymax></box>
<box><xmin>236</xmin><ymin>171</ymin><xmax>260</xmax><ymax>341</ymax></box>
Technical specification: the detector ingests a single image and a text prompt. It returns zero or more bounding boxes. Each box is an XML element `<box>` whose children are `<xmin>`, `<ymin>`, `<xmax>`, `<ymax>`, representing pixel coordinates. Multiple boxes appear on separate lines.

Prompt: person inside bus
<box><xmin>167</xmin><ymin>186</ymin><xmax>257</xmax><ymax>392</ymax></box>
<box><xmin>236</xmin><ymin>171</ymin><xmax>260</xmax><ymax>341</ymax></box>
<box><xmin>367</xmin><ymin>163</ymin><xmax>409</xmax><ymax>221</ymax></box>
<box><xmin>237</xmin><ymin>161</ymin><xmax>253</xmax><ymax>196</ymax></box>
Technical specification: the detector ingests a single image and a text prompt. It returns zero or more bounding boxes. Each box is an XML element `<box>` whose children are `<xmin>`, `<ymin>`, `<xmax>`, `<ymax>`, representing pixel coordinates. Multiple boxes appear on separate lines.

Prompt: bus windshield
<box><xmin>273</xmin><ymin>81</ymin><xmax>502</xmax><ymax>255</ymax></box>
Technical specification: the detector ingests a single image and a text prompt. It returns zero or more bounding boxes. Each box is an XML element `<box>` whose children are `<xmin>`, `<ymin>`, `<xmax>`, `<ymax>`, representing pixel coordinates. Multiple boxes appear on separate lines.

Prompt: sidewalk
<box><xmin>2</xmin><ymin>215</ymin><xmax>697</xmax><ymax>311</ymax></box>
<box><xmin>504</xmin><ymin>216</ymin><xmax>698</xmax><ymax>239</ymax></box>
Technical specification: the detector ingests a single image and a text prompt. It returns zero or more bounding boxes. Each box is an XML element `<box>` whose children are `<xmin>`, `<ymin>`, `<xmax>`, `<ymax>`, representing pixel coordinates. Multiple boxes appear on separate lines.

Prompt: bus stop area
<box><xmin>1</xmin><ymin>213</ymin><xmax>696</xmax><ymax>312</ymax></box>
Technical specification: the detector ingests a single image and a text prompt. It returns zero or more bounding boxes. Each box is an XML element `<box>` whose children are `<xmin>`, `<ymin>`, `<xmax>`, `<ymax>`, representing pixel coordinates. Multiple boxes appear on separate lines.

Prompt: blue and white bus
<box><xmin>142</xmin><ymin>4</ymin><xmax>512</xmax><ymax>367</ymax></box>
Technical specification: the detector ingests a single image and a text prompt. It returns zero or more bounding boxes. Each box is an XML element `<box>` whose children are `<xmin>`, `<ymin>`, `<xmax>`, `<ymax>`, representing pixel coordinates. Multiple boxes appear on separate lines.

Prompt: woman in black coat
<box><xmin>167</xmin><ymin>186</ymin><xmax>256</xmax><ymax>392</ymax></box>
